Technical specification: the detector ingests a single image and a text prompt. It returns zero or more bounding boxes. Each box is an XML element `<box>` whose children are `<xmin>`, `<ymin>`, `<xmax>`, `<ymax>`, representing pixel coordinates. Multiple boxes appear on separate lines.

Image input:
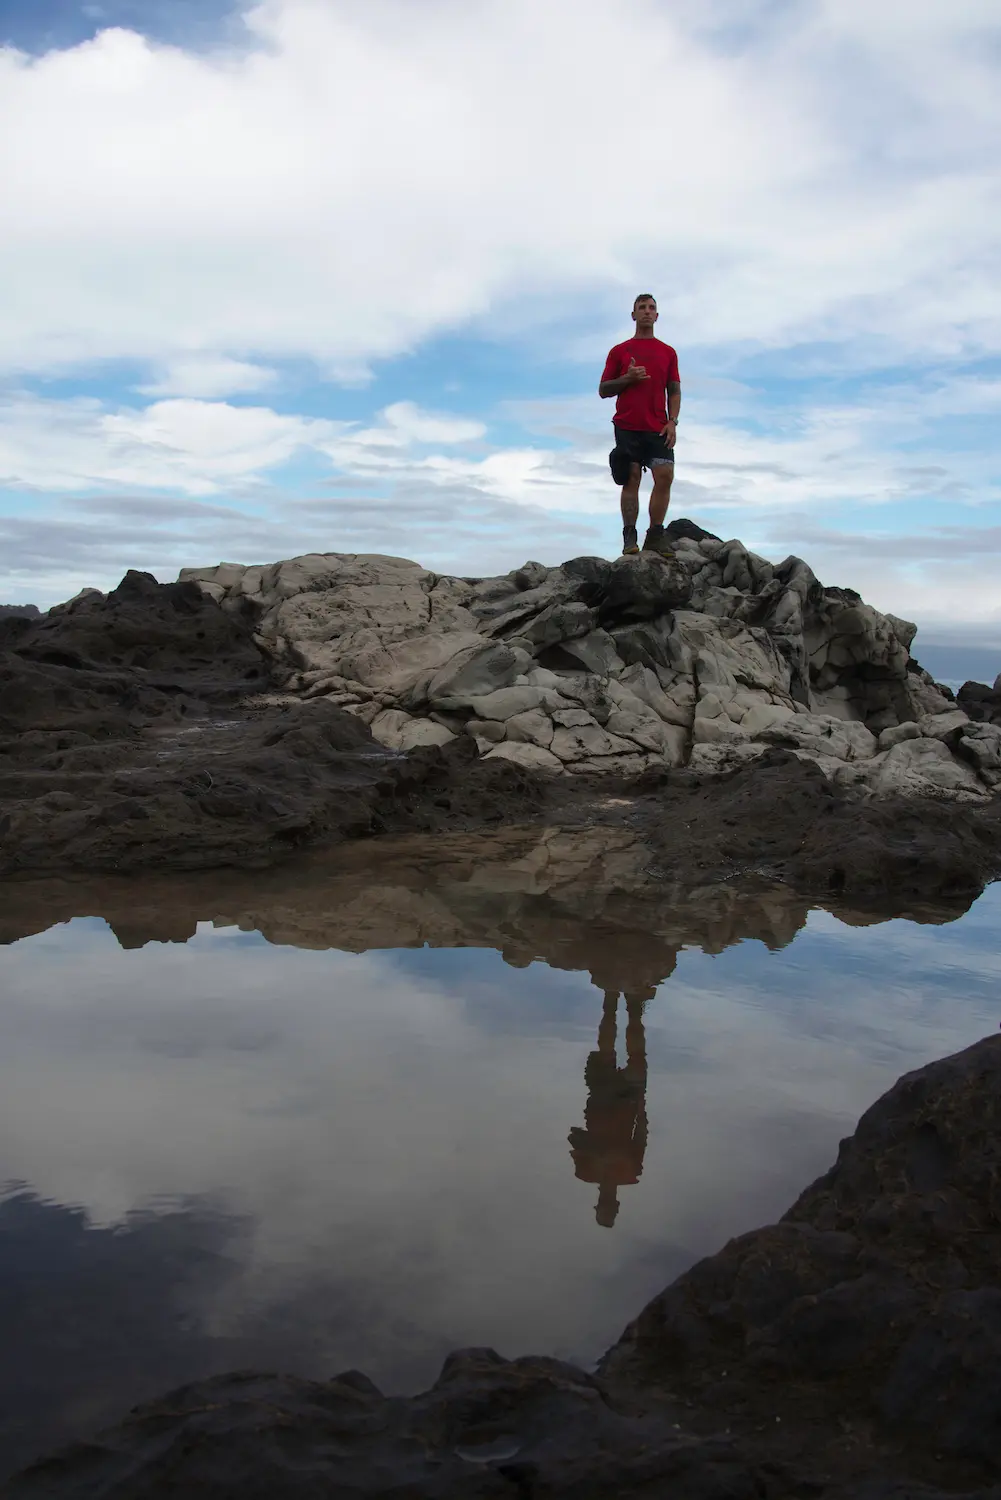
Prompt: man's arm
<box><xmin>660</xmin><ymin>380</ymin><xmax>681</xmax><ymax>439</ymax></box>
<box><xmin>599</xmin><ymin>358</ymin><xmax>648</xmax><ymax>398</ymax></box>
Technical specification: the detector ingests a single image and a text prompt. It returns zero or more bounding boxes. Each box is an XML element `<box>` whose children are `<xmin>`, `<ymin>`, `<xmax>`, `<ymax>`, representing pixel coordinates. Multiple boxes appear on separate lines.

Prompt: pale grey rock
<box><xmin>658</xmin><ymin>722</ymin><xmax>689</xmax><ymax>766</ymax></box>
<box><xmin>906</xmin><ymin>674</ymin><xmax>955</xmax><ymax>719</ymax></box>
<box><xmin>692</xmin><ymin>713</ymin><xmax>747</xmax><ymax>745</ymax></box>
<box><xmin>852</xmin><ymin>738</ymin><xmax>985</xmax><ymax>798</ymax></box>
<box><xmin>879</xmin><ymin>721</ymin><xmax>923</xmax><ymax>751</ymax></box>
<box><xmin>520</xmin><ymin>601</ymin><xmax>598</xmax><ymax>650</ymax></box>
<box><xmin>614</xmin><ymin>664</ymin><xmax>690</xmax><ymax>726</ymax></box>
<box><xmin>609</xmin><ymin>620</ymin><xmax>675</xmax><ymax>672</ymax></box>
<box><xmin>687</xmin><ymin>741</ymin><xmax>767</xmax><ymax>776</ymax></box>
<box><xmin>483</xmin><ymin>740</ymin><xmax>563</xmax><ymax>773</ymax></box>
<box><xmin>512</xmin><ymin>560</ymin><xmax>550</xmax><ymax>590</ymax></box>
<box><xmin>179</xmin><ymin>561</ymin><xmax>247</xmax><ymax>590</ymax></box>
<box><xmin>739</xmin><ymin>702</ymin><xmax>796</xmax><ymax>737</ymax></box>
<box><xmin>564</xmin><ymin>752</ymin><xmax>656</xmax><ymax>776</ymax></box>
<box><xmin>344</xmin><ymin>700</ymin><xmax>383</xmax><ymax>726</ymax></box>
<box><xmin>175</xmin><ymin>533</ymin><xmax>978</xmax><ymax>794</ymax></box>
<box><xmin>465</xmin><ymin>718</ymin><xmax>505</xmax><ymax>743</ymax></box>
<box><xmin>505</xmin><ymin>709</ymin><xmax>555</xmax><ymax>749</ymax></box>
<box><xmin>958</xmin><ymin>722</ymin><xmax>1001</xmax><ymax>773</ymax></box>
<box><xmin>343</xmin><ymin>631</ymin><xmax>484</xmax><ymax>701</ymax></box>
<box><xmin>524</xmin><ymin>667</ymin><xmax>563</xmax><ymax>691</ymax></box>
<box><xmin>554</xmin><ymin>628</ymin><xmax>625</xmax><ymax>676</ymax></box>
<box><xmin>548</xmin><ymin>676</ymin><xmax>614</xmax><ymax>725</ymax></box>
<box><xmin>758</xmin><ymin>712</ymin><xmax>878</xmax><ymax>762</ymax></box>
<box><xmin>369</xmin><ymin>708</ymin><xmax>414</xmax><ymax>749</ymax></box>
<box><xmin>550</xmin><ymin>723</ymin><xmax>641</xmax><ymax>763</ymax></box>
<box><xmin>605</xmin><ymin>709</ymin><xmax>680</xmax><ymax>757</ymax></box>
<box><xmin>398</xmin><ymin>719</ymin><xmax>457</xmax><ymax>750</ymax></box>
<box><xmin>193</xmin><ymin>581</ymin><xmax>226</xmax><ymax>604</ymax></box>
<box><xmin>886</xmin><ymin>613</ymin><xmax>917</xmax><ymax>650</ymax></box>
<box><xmin>915</xmin><ymin>708</ymin><xmax>970</xmax><ymax>745</ymax></box>
<box><xmin>551</xmin><ymin>708</ymin><xmax>595</xmax><ymax>728</ymax></box>
<box><xmin>463</xmin><ymin>685</ymin><xmax>548</xmax><ymax>721</ymax></box>
<box><xmin>427</xmin><ymin>642</ymin><xmax>521</xmax><ymax>705</ymax></box>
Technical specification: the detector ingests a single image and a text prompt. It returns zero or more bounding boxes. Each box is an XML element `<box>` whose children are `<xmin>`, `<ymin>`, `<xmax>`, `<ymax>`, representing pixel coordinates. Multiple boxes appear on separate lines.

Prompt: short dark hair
<box><xmin>633</xmin><ymin>293</ymin><xmax>656</xmax><ymax>308</ymax></box>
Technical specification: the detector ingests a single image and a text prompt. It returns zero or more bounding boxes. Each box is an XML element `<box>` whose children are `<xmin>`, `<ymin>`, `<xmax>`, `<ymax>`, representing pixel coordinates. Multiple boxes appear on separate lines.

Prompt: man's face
<box><xmin>632</xmin><ymin>299</ymin><xmax>658</xmax><ymax>329</ymax></box>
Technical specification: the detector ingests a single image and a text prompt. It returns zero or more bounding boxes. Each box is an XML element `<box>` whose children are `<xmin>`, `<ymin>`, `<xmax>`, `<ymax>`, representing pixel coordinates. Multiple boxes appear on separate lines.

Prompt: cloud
<box><xmin>0</xmin><ymin>0</ymin><xmax>997</xmax><ymax>380</ymax></box>
<box><xmin>0</xmin><ymin>393</ymin><xmax>336</xmax><ymax>495</ymax></box>
<box><xmin>137</xmin><ymin>356</ymin><xmax>278</xmax><ymax>398</ymax></box>
<box><xmin>0</xmin><ymin>487</ymin><xmax>605</xmax><ymax>608</ymax></box>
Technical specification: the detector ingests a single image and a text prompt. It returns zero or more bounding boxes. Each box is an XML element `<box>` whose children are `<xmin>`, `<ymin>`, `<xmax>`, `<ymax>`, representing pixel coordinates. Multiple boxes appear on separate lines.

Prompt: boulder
<box><xmin>849</xmin><ymin>738</ymin><xmax>986</xmax><ymax>797</ymax></box>
<box><xmin>483</xmin><ymin>740</ymin><xmax>564</xmax><ymax>774</ymax></box>
<box><xmin>426</xmin><ymin>642</ymin><xmax>521</xmax><ymax>705</ymax></box>
<box><xmin>369</xmin><ymin>708</ymin><xmax>414</xmax><ymax>749</ymax></box>
<box><xmin>916</xmin><ymin>708</ymin><xmax>971</xmax><ymax>746</ymax></box>
<box><xmin>463</xmin><ymin>685</ymin><xmax>548</xmax><ymax>721</ymax></box>
<box><xmin>504</xmin><ymin>709</ymin><xmax>555</xmax><ymax>749</ymax></box>
<box><xmin>465</xmin><ymin>717</ymin><xmax>505</xmax><ymax>744</ymax></box>
<box><xmin>759</xmin><ymin>712</ymin><xmax>878</xmax><ymax>763</ymax></box>
<box><xmin>545</xmin><ymin>628</ymin><xmax>624</xmax><ymax>676</ymax></box>
<box><xmin>598</xmin><ymin>554</ymin><xmax>693</xmax><ymax>621</ymax></box>
<box><xmin>550</xmin><ymin>722</ymin><xmax>641</xmax><ymax>763</ymax></box>
<box><xmin>170</xmin><ymin>522</ymin><xmax>994</xmax><ymax>796</ymax></box>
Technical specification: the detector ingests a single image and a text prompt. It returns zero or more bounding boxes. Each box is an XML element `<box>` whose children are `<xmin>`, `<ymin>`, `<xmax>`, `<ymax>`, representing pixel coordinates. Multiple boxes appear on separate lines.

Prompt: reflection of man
<box><xmin>568</xmin><ymin>986</ymin><xmax>652</xmax><ymax>1228</ymax></box>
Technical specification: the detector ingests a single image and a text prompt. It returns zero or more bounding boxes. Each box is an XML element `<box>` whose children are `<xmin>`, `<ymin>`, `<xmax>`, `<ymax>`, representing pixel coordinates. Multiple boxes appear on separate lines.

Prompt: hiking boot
<box><xmin>621</xmin><ymin>525</ymin><xmax>639</xmax><ymax>556</ymax></box>
<box><xmin>642</xmin><ymin>524</ymin><xmax>675</xmax><ymax>559</ymax></box>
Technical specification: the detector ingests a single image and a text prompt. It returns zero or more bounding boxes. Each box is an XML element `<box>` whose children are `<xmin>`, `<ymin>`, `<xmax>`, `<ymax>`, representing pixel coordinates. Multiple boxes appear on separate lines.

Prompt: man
<box><xmin>599</xmin><ymin>294</ymin><xmax>681</xmax><ymax>556</ymax></box>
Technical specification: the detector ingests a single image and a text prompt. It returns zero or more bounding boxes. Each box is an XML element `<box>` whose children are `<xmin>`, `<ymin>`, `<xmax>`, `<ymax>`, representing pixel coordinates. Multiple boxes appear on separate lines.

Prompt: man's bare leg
<box><xmin>649</xmin><ymin>461</ymin><xmax>674</xmax><ymax>526</ymax></box>
<box><xmin>620</xmin><ymin>462</ymin><xmax>642</xmax><ymax>527</ymax></box>
<box><xmin>620</xmin><ymin>462</ymin><xmax>642</xmax><ymax>555</ymax></box>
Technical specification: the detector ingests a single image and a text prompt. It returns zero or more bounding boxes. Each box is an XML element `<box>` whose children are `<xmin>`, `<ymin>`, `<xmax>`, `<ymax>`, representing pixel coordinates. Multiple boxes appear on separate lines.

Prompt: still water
<box><xmin>0</xmin><ymin>826</ymin><xmax>998</xmax><ymax>1477</ymax></box>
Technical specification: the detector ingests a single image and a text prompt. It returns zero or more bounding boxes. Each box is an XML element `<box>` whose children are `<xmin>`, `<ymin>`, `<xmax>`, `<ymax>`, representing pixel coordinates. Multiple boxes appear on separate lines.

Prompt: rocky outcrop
<box><xmin>0</xmin><ymin>574</ymin><xmax>569</xmax><ymax>877</ymax></box>
<box><xmin>959</xmin><ymin>675</ymin><xmax>1001</xmax><ymax>729</ymax></box>
<box><xmin>0</xmin><ymin>603</ymin><xmax>40</xmax><ymax>619</ymax></box>
<box><xmin>177</xmin><ymin>522</ymin><xmax>999</xmax><ymax>799</ymax></box>
<box><xmin>9</xmin><ymin>1034</ymin><xmax>1001</xmax><ymax>1498</ymax></box>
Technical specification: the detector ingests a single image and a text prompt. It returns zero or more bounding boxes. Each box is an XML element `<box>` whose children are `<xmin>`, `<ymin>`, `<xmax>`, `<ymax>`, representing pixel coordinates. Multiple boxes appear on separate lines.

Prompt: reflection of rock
<box><xmin>13</xmin><ymin>1036</ymin><xmax>1001</xmax><ymax>1499</ymax></box>
<box><xmin>569</xmin><ymin>990</ymin><xmax>652</xmax><ymax>1227</ymax></box>
<box><xmin>0</xmin><ymin>826</ymin><xmax>825</xmax><ymax>962</ymax></box>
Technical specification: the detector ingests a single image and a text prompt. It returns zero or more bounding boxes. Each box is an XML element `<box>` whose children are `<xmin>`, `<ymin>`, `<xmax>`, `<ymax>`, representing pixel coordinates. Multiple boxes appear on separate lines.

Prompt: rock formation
<box><xmin>177</xmin><ymin>520</ymin><xmax>1001</xmax><ymax>799</ymax></box>
<box><xmin>9</xmin><ymin>1033</ymin><xmax>1001</xmax><ymax>1498</ymax></box>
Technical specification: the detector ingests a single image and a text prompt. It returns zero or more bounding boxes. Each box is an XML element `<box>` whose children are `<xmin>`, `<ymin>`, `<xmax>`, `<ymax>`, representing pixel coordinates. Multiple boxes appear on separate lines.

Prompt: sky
<box><xmin>0</xmin><ymin>0</ymin><xmax>999</xmax><ymax>646</ymax></box>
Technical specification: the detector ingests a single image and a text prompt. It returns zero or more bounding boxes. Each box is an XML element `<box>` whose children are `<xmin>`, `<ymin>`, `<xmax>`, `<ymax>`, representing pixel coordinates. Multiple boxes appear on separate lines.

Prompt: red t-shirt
<box><xmin>601</xmin><ymin>336</ymin><xmax>680</xmax><ymax>432</ymax></box>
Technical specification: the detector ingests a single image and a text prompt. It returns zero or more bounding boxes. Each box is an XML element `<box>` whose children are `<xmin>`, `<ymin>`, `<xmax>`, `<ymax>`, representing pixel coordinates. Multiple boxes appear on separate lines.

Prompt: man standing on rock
<box><xmin>599</xmin><ymin>294</ymin><xmax>681</xmax><ymax>557</ymax></box>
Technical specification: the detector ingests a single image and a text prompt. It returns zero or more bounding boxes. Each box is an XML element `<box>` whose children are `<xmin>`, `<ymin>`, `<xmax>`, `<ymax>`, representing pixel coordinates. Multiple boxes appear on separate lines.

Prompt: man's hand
<box><xmin>624</xmin><ymin>358</ymin><xmax>648</xmax><ymax>384</ymax></box>
<box><xmin>660</xmin><ymin>418</ymin><xmax>678</xmax><ymax>441</ymax></box>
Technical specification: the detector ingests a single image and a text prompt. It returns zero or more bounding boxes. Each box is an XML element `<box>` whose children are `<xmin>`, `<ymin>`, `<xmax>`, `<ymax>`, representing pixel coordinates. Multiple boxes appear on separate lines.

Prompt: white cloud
<box><xmin>381</xmin><ymin>401</ymin><xmax>485</xmax><ymax>445</ymax></box>
<box><xmin>0</xmin><ymin>394</ymin><xmax>335</xmax><ymax>494</ymax></box>
<box><xmin>137</xmin><ymin>355</ymin><xmax>278</xmax><ymax>398</ymax></box>
<box><xmin>0</xmin><ymin>0</ymin><xmax>997</xmax><ymax>379</ymax></box>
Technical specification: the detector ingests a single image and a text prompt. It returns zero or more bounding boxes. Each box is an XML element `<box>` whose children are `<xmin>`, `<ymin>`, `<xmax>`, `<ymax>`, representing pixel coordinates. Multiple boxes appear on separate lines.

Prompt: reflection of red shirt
<box><xmin>601</xmin><ymin>337</ymin><xmax>680</xmax><ymax>432</ymax></box>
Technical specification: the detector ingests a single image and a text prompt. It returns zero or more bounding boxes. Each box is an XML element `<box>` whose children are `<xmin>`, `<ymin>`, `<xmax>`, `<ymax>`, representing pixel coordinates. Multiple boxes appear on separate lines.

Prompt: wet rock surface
<box><xmin>7</xmin><ymin>1035</ymin><xmax>1001</xmax><ymax>1499</ymax></box>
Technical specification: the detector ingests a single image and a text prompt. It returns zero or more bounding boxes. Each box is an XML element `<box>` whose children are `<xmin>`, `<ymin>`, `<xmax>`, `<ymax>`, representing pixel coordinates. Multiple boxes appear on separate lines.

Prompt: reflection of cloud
<box><xmin>0</xmin><ymin>883</ymin><xmax>997</xmax><ymax>1433</ymax></box>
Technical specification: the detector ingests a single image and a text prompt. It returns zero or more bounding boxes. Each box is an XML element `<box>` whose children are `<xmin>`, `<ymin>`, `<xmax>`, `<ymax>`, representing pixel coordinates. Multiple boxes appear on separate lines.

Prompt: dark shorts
<box><xmin>610</xmin><ymin>426</ymin><xmax>675</xmax><ymax>484</ymax></box>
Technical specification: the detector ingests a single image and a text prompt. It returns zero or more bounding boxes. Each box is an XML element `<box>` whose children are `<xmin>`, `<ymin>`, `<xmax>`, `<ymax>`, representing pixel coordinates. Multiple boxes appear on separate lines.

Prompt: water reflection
<box><xmin>0</xmin><ymin>827</ymin><xmax>997</xmax><ymax>1481</ymax></box>
<box><xmin>571</xmin><ymin>988</ymin><xmax>651</xmax><ymax>1226</ymax></box>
